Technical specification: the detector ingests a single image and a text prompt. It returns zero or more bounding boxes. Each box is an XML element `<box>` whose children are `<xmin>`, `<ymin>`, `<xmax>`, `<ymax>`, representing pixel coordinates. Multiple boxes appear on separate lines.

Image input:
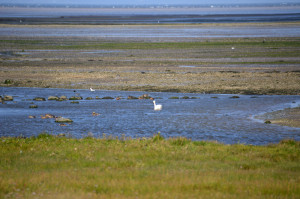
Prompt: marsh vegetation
<box><xmin>0</xmin><ymin>134</ymin><xmax>299</xmax><ymax>199</ymax></box>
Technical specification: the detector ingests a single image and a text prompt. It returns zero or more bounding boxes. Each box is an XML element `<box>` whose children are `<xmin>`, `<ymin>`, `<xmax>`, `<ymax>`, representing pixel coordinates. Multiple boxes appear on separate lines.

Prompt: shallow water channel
<box><xmin>1</xmin><ymin>87</ymin><xmax>299</xmax><ymax>145</ymax></box>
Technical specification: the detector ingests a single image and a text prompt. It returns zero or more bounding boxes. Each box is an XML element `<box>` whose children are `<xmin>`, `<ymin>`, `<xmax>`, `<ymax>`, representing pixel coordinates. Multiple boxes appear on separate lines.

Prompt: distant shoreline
<box><xmin>1</xmin><ymin>13</ymin><xmax>300</xmax><ymax>25</ymax></box>
<box><xmin>1</xmin><ymin>5</ymin><xmax>300</xmax><ymax>18</ymax></box>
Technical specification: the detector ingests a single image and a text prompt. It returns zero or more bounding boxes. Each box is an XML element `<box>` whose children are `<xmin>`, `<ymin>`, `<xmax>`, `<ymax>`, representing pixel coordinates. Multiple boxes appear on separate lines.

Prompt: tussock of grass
<box><xmin>0</xmin><ymin>134</ymin><xmax>299</xmax><ymax>198</ymax></box>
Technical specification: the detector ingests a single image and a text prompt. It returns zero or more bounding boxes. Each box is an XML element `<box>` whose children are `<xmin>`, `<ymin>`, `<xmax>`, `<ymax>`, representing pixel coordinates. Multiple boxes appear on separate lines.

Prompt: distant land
<box><xmin>1</xmin><ymin>3</ymin><xmax>300</xmax><ymax>8</ymax></box>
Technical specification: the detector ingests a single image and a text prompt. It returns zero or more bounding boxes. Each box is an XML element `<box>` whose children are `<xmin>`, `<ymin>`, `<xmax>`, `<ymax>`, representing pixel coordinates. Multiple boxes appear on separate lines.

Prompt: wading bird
<box><xmin>90</xmin><ymin>88</ymin><xmax>95</xmax><ymax>92</ymax></box>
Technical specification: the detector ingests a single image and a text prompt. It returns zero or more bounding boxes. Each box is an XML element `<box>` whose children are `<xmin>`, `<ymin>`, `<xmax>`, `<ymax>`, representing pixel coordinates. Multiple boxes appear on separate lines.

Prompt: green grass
<box><xmin>1</xmin><ymin>38</ymin><xmax>300</xmax><ymax>50</ymax></box>
<box><xmin>0</xmin><ymin>134</ymin><xmax>299</xmax><ymax>198</ymax></box>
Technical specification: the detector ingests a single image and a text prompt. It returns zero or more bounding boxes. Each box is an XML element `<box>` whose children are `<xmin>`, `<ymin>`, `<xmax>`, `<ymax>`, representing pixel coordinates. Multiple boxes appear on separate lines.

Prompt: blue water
<box><xmin>1</xmin><ymin>25</ymin><xmax>299</xmax><ymax>38</ymax></box>
<box><xmin>1</xmin><ymin>87</ymin><xmax>299</xmax><ymax>145</ymax></box>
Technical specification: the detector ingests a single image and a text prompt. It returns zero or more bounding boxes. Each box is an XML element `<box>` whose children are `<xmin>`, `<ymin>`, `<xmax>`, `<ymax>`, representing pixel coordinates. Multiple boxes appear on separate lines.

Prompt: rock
<box><xmin>59</xmin><ymin>96</ymin><xmax>68</xmax><ymax>101</ymax></box>
<box><xmin>70</xmin><ymin>101</ymin><xmax>79</xmax><ymax>104</ymax></box>
<box><xmin>139</xmin><ymin>94</ymin><xmax>152</xmax><ymax>99</ymax></box>
<box><xmin>85</xmin><ymin>97</ymin><xmax>93</xmax><ymax>100</ymax></box>
<box><xmin>92</xmin><ymin>112</ymin><xmax>100</xmax><ymax>116</ymax></box>
<box><xmin>230</xmin><ymin>96</ymin><xmax>240</xmax><ymax>99</ymax></box>
<box><xmin>3</xmin><ymin>95</ymin><xmax>13</xmax><ymax>101</ymax></box>
<box><xmin>28</xmin><ymin>115</ymin><xmax>36</xmax><ymax>119</ymax></box>
<box><xmin>69</xmin><ymin>96</ymin><xmax>83</xmax><ymax>100</ymax></box>
<box><xmin>33</xmin><ymin>97</ymin><xmax>46</xmax><ymax>101</ymax></box>
<box><xmin>55</xmin><ymin>117</ymin><xmax>73</xmax><ymax>123</ymax></box>
<box><xmin>48</xmin><ymin>96</ymin><xmax>59</xmax><ymax>100</ymax></box>
<box><xmin>29</xmin><ymin>105</ymin><xmax>38</xmax><ymax>108</ymax></box>
<box><xmin>102</xmin><ymin>96</ymin><xmax>114</xmax><ymax>99</ymax></box>
<box><xmin>127</xmin><ymin>95</ymin><xmax>138</xmax><ymax>100</ymax></box>
<box><xmin>45</xmin><ymin>114</ymin><xmax>55</xmax><ymax>118</ymax></box>
<box><xmin>181</xmin><ymin>96</ymin><xmax>190</xmax><ymax>99</ymax></box>
<box><xmin>265</xmin><ymin>120</ymin><xmax>272</xmax><ymax>124</ymax></box>
<box><xmin>169</xmin><ymin>97</ymin><xmax>179</xmax><ymax>99</ymax></box>
<box><xmin>40</xmin><ymin>114</ymin><xmax>55</xmax><ymax>119</ymax></box>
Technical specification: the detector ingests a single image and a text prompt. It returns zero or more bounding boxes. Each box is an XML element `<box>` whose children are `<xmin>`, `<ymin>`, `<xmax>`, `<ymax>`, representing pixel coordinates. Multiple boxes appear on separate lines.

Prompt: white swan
<box><xmin>90</xmin><ymin>88</ymin><xmax>95</xmax><ymax>92</ymax></box>
<box><xmin>153</xmin><ymin>100</ymin><xmax>162</xmax><ymax>111</ymax></box>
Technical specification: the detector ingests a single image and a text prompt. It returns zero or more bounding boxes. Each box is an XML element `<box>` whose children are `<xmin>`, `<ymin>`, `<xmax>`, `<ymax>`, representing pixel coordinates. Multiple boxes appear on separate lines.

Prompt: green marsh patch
<box><xmin>0</xmin><ymin>135</ymin><xmax>299</xmax><ymax>198</ymax></box>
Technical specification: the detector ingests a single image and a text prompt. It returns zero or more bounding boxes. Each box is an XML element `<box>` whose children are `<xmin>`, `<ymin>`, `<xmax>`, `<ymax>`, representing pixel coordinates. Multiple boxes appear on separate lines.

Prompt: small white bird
<box><xmin>90</xmin><ymin>88</ymin><xmax>95</xmax><ymax>92</ymax></box>
<box><xmin>231</xmin><ymin>47</ymin><xmax>235</xmax><ymax>50</ymax></box>
<box><xmin>153</xmin><ymin>100</ymin><xmax>162</xmax><ymax>111</ymax></box>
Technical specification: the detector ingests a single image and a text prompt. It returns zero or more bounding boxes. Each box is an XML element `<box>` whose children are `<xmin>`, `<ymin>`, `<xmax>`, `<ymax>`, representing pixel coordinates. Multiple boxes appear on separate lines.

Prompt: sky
<box><xmin>1</xmin><ymin>0</ymin><xmax>300</xmax><ymax>5</ymax></box>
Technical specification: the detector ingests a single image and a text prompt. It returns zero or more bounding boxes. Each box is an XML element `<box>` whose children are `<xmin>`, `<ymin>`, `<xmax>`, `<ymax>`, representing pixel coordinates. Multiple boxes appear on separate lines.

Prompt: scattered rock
<box><xmin>55</xmin><ymin>117</ymin><xmax>73</xmax><ymax>123</ymax></box>
<box><xmin>48</xmin><ymin>96</ymin><xmax>59</xmax><ymax>100</ymax></box>
<box><xmin>45</xmin><ymin>114</ymin><xmax>55</xmax><ymax>118</ymax></box>
<box><xmin>69</xmin><ymin>96</ymin><xmax>83</xmax><ymax>100</ymax></box>
<box><xmin>211</xmin><ymin>96</ymin><xmax>219</xmax><ymax>99</ymax></box>
<box><xmin>33</xmin><ymin>97</ymin><xmax>46</xmax><ymax>101</ymax></box>
<box><xmin>92</xmin><ymin>112</ymin><xmax>100</xmax><ymax>116</ymax></box>
<box><xmin>40</xmin><ymin>114</ymin><xmax>56</xmax><ymax>119</ymax></box>
<box><xmin>85</xmin><ymin>97</ymin><xmax>93</xmax><ymax>100</ymax></box>
<box><xmin>102</xmin><ymin>96</ymin><xmax>114</xmax><ymax>99</ymax></box>
<box><xmin>28</xmin><ymin>115</ymin><xmax>36</xmax><ymax>119</ymax></box>
<box><xmin>116</xmin><ymin>97</ymin><xmax>121</xmax><ymax>100</ymax></box>
<box><xmin>59</xmin><ymin>96</ymin><xmax>68</xmax><ymax>101</ymax></box>
<box><xmin>29</xmin><ymin>105</ymin><xmax>38</xmax><ymax>108</ymax></box>
<box><xmin>181</xmin><ymin>96</ymin><xmax>190</xmax><ymax>99</ymax></box>
<box><xmin>128</xmin><ymin>96</ymin><xmax>138</xmax><ymax>100</ymax></box>
<box><xmin>3</xmin><ymin>95</ymin><xmax>13</xmax><ymax>101</ymax></box>
<box><xmin>139</xmin><ymin>94</ymin><xmax>152</xmax><ymax>99</ymax></box>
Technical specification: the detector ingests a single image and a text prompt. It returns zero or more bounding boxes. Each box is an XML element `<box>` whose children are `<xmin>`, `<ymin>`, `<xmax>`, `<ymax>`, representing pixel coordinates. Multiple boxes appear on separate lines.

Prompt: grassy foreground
<box><xmin>0</xmin><ymin>134</ymin><xmax>299</xmax><ymax>199</ymax></box>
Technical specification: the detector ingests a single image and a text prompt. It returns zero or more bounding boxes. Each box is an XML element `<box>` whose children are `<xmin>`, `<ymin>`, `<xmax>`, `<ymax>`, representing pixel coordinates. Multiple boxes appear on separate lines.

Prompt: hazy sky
<box><xmin>2</xmin><ymin>0</ymin><xmax>300</xmax><ymax>5</ymax></box>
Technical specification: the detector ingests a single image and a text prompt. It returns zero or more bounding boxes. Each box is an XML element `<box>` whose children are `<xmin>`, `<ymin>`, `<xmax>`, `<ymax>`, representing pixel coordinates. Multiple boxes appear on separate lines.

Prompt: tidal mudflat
<box><xmin>1</xmin><ymin>31</ymin><xmax>300</xmax><ymax>95</ymax></box>
<box><xmin>0</xmin><ymin>23</ymin><xmax>300</xmax><ymax>139</ymax></box>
